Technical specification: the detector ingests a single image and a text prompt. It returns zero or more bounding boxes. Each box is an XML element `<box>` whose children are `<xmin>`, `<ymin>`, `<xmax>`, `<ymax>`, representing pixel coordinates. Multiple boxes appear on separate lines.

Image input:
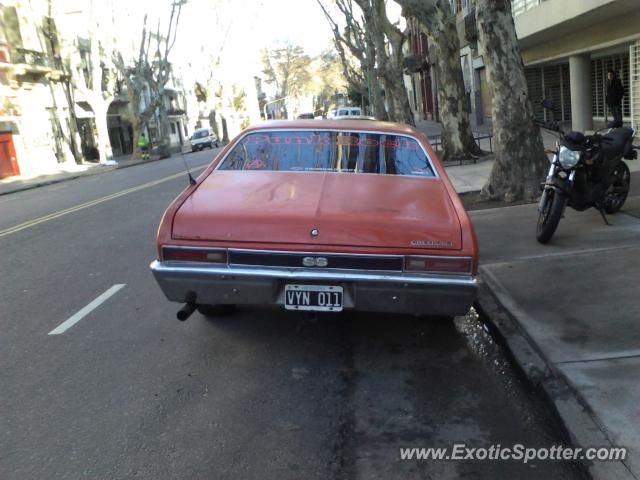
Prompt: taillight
<box><xmin>404</xmin><ymin>256</ymin><xmax>472</xmax><ymax>275</ymax></box>
<box><xmin>162</xmin><ymin>246</ymin><xmax>227</xmax><ymax>264</ymax></box>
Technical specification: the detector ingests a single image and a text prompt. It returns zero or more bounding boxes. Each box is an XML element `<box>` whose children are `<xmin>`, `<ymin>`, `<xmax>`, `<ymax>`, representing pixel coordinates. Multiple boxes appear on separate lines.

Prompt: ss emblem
<box><xmin>302</xmin><ymin>256</ymin><xmax>328</xmax><ymax>267</ymax></box>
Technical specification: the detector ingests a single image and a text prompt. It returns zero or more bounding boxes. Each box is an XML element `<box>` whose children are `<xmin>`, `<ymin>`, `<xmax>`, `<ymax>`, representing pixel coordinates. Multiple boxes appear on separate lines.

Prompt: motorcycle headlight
<box><xmin>558</xmin><ymin>146</ymin><xmax>581</xmax><ymax>168</ymax></box>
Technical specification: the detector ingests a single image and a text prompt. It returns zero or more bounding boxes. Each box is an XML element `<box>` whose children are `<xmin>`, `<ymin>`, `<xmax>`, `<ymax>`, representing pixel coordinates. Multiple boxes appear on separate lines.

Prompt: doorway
<box><xmin>0</xmin><ymin>133</ymin><xmax>20</xmax><ymax>178</ymax></box>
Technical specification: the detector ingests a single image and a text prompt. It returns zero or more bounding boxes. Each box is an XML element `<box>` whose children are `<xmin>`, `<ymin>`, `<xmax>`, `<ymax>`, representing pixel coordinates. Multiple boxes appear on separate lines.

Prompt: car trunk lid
<box><xmin>172</xmin><ymin>171</ymin><xmax>462</xmax><ymax>250</ymax></box>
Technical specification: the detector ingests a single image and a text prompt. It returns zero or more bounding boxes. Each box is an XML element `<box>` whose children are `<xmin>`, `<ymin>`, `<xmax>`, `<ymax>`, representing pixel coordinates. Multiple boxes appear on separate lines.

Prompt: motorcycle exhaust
<box><xmin>177</xmin><ymin>303</ymin><xmax>197</xmax><ymax>321</ymax></box>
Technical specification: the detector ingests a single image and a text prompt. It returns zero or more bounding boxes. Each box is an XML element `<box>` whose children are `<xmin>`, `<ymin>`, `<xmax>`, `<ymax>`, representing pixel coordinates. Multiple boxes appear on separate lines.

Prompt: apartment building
<box><xmin>515</xmin><ymin>0</ymin><xmax>640</xmax><ymax>131</ymax></box>
<box><xmin>0</xmin><ymin>0</ymin><xmax>192</xmax><ymax>179</ymax></box>
<box><xmin>0</xmin><ymin>0</ymin><xmax>80</xmax><ymax>179</ymax></box>
<box><xmin>405</xmin><ymin>0</ymin><xmax>640</xmax><ymax>132</ymax></box>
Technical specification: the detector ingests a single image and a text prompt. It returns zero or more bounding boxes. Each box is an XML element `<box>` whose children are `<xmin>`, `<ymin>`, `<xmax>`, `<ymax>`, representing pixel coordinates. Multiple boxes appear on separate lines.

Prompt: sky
<box><xmin>171</xmin><ymin>0</ymin><xmax>337</xmax><ymax>73</ymax></box>
<box><xmin>249</xmin><ymin>0</ymin><xmax>338</xmax><ymax>57</ymax></box>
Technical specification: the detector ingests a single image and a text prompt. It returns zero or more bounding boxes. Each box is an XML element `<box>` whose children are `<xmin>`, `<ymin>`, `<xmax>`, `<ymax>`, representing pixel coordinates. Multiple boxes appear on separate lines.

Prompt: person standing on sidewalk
<box><xmin>606</xmin><ymin>70</ymin><xmax>625</xmax><ymax>128</ymax></box>
<box><xmin>137</xmin><ymin>133</ymin><xmax>150</xmax><ymax>160</ymax></box>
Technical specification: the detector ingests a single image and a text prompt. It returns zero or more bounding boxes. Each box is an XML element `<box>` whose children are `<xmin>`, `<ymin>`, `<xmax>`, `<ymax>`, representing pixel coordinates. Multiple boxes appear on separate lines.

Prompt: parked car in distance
<box><xmin>296</xmin><ymin>112</ymin><xmax>315</xmax><ymax>119</ymax></box>
<box><xmin>189</xmin><ymin>127</ymin><xmax>219</xmax><ymax>152</ymax></box>
<box><xmin>328</xmin><ymin>106</ymin><xmax>362</xmax><ymax>118</ymax></box>
<box><xmin>151</xmin><ymin>119</ymin><xmax>478</xmax><ymax>320</ymax></box>
<box><xmin>333</xmin><ymin>115</ymin><xmax>376</xmax><ymax>121</ymax></box>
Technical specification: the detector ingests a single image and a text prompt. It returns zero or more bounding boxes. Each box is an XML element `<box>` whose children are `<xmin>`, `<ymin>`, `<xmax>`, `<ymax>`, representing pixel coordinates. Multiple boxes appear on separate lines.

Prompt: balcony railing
<box><xmin>11</xmin><ymin>48</ymin><xmax>51</xmax><ymax>70</ymax></box>
<box><xmin>512</xmin><ymin>0</ymin><xmax>541</xmax><ymax>17</ymax></box>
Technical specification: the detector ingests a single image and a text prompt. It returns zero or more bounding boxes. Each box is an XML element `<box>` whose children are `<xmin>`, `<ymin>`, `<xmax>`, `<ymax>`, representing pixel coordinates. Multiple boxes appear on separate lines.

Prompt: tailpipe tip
<box><xmin>177</xmin><ymin>303</ymin><xmax>197</xmax><ymax>321</ymax></box>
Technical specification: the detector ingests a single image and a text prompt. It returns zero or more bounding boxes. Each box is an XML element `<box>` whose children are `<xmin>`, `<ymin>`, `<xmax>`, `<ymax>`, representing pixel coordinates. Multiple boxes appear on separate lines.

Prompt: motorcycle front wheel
<box><xmin>536</xmin><ymin>189</ymin><xmax>566</xmax><ymax>244</ymax></box>
<box><xmin>603</xmin><ymin>161</ymin><xmax>630</xmax><ymax>214</ymax></box>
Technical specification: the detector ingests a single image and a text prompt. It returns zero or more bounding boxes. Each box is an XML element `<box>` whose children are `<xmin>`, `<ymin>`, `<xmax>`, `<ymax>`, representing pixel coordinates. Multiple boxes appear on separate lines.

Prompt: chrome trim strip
<box><xmin>160</xmin><ymin>246</ymin><xmax>473</xmax><ymax>274</ymax></box>
<box><xmin>212</xmin><ymin>128</ymin><xmax>439</xmax><ymax>179</ymax></box>
<box><xmin>163</xmin><ymin>246</ymin><xmax>467</xmax><ymax>261</ymax></box>
<box><xmin>150</xmin><ymin>260</ymin><xmax>477</xmax><ymax>287</ymax></box>
<box><xmin>228</xmin><ymin>247</ymin><xmax>403</xmax><ymax>260</ymax></box>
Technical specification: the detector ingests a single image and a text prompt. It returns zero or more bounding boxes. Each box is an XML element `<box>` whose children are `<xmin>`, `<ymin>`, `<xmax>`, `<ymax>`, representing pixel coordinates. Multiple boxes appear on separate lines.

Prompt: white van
<box><xmin>327</xmin><ymin>106</ymin><xmax>362</xmax><ymax>118</ymax></box>
<box><xmin>337</xmin><ymin>107</ymin><xmax>362</xmax><ymax>116</ymax></box>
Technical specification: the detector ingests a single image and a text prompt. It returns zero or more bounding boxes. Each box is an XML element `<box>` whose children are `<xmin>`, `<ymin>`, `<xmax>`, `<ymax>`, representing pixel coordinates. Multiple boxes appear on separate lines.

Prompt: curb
<box><xmin>0</xmin><ymin>154</ymin><xmax>172</xmax><ymax>197</ymax></box>
<box><xmin>476</xmin><ymin>273</ymin><xmax>637</xmax><ymax>480</ymax></box>
<box><xmin>0</xmin><ymin>165</ymin><xmax>117</xmax><ymax>197</ymax></box>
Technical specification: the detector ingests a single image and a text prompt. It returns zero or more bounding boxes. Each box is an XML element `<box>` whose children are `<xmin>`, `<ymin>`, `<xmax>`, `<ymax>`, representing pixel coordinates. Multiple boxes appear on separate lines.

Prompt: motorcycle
<box><xmin>535</xmin><ymin>100</ymin><xmax>639</xmax><ymax>244</ymax></box>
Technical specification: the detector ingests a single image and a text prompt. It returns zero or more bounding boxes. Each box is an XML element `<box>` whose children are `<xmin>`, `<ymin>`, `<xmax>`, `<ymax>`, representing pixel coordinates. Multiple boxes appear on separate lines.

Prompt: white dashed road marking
<box><xmin>48</xmin><ymin>284</ymin><xmax>126</xmax><ymax>335</ymax></box>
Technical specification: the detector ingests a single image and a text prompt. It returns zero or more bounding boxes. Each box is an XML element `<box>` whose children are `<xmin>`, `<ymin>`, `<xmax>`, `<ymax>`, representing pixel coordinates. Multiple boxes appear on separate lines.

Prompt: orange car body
<box><xmin>151</xmin><ymin>120</ymin><xmax>478</xmax><ymax>316</ymax></box>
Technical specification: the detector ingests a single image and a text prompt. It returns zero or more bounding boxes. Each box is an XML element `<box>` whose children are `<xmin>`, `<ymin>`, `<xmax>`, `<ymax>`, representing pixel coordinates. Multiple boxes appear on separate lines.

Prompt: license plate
<box><xmin>284</xmin><ymin>285</ymin><xmax>343</xmax><ymax>312</ymax></box>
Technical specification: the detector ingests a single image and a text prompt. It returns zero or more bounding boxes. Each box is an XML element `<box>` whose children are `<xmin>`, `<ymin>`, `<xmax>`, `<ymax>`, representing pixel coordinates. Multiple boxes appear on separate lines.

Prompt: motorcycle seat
<box><xmin>601</xmin><ymin>128</ymin><xmax>634</xmax><ymax>157</ymax></box>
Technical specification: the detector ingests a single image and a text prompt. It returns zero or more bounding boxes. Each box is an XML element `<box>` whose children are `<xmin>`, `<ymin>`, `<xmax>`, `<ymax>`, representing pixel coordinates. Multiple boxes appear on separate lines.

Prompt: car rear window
<box><xmin>218</xmin><ymin>131</ymin><xmax>435</xmax><ymax>177</ymax></box>
<box><xmin>192</xmin><ymin>130</ymin><xmax>208</xmax><ymax>139</ymax></box>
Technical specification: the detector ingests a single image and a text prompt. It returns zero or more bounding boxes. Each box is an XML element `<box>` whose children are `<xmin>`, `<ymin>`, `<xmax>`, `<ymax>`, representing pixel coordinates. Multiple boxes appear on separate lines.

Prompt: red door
<box><xmin>0</xmin><ymin>133</ymin><xmax>20</xmax><ymax>178</ymax></box>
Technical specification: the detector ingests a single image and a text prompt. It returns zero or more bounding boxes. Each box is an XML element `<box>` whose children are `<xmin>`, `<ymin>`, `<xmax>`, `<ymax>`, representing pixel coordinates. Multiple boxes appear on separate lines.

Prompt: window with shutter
<box><xmin>630</xmin><ymin>41</ymin><xmax>640</xmax><ymax>130</ymax></box>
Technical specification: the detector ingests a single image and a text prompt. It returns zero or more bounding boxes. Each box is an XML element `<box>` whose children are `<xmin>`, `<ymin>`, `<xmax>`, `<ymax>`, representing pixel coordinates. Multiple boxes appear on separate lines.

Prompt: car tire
<box><xmin>197</xmin><ymin>304</ymin><xmax>237</xmax><ymax>317</ymax></box>
<box><xmin>214</xmin><ymin>141</ymin><xmax>219</xmax><ymax>148</ymax></box>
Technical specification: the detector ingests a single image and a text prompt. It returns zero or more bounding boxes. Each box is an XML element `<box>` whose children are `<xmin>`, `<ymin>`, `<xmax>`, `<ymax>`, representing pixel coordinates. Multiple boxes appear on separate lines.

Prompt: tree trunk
<box><xmin>61</xmin><ymin>80</ymin><xmax>84</xmax><ymax>164</ymax></box>
<box><xmin>371</xmin><ymin>0</ymin><xmax>415</xmax><ymax>126</ymax></box>
<box><xmin>209</xmin><ymin>111</ymin><xmax>219</xmax><ymax>139</ymax></box>
<box><xmin>430</xmin><ymin>28</ymin><xmax>480</xmax><ymax>161</ymax></box>
<box><xmin>91</xmin><ymin>99</ymin><xmax>113</xmax><ymax>163</ymax></box>
<box><xmin>128</xmin><ymin>87</ymin><xmax>143</xmax><ymax>159</ymax></box>
<box><xmin>395</xmin><ymin>0</ymin><xmax>481</xmax><ymax>160</ymax></box>
<box><xmin>359</xmin><ymin>2</ymin><xmax>388</xmax><ymax>121</ymax></box>
<box><xmin>156</xmin><ymin>97</ymin><xmax>172</xmax><ymax>157</ymax></box>
<box><xmin>388</xmin><ymin>71</ymin><xmax>414</xmax><ymax>125</ymax></box>
<box><xmin>476</xmin><ymin>0</ymin><xmax>546</xmax><ymax>202</ymax></box>
<box><xmin>383</xmin><ymin>78</ymin><xmax>396</xmax><ymax>120</ymax></box>
<box><xmin>221</xmin><ymin>115</ymin><xmax>229</xmax><ymax>143</ymax></box>
<box><xmin>369</xmin><ymin>66</ymin><xmax>388</xmax><ymax>121</ymax></box>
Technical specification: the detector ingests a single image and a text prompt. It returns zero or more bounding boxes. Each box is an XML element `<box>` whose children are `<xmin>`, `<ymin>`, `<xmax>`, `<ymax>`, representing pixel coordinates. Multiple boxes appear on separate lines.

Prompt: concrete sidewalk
<box><xmin>414</xmin><ymin>119</ymin><xmax>574</xmax><ymax>194</ymax></box>
<box><xmin>0</xmin><ymin>153</ymin><xmax>173</xmax><ymax>196</ymax></box>
<box><xmin>471</xmin><ymin>179</ymin><xmax>640</xmax><ymax>479</ymax></box>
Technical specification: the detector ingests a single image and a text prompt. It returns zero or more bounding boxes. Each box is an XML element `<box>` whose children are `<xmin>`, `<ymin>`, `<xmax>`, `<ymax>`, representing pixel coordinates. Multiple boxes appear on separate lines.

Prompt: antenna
<box><xmin>180</xmin><ymin>146</ymin><xmax>196</xmax><ymax>185</ymax></box>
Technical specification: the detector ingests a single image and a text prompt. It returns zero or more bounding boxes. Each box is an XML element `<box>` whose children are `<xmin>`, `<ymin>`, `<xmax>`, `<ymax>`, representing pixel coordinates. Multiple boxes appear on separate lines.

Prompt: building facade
<box><xmin>0</xmin><ymin>0</ymin><xmax>194</xmax><ymax>180</ymax></box>
<box><xmin>0</xmin><ymin>1</ymin><xmax>81</xmax><ymax>178</ymax></box>
<box><xmin>404</xmin><ymin>18</ymin><xmax>437</xmax><ymax>122</ymax></box>
<box><xmin>515</xmin><ymin>0</ymin><xmax>640</xmax><ymax>131</ymax></box>
<box><xmin>405</xmin><ymin>0</ymin><xmax>640</xmax><ymax>132</ymax></box>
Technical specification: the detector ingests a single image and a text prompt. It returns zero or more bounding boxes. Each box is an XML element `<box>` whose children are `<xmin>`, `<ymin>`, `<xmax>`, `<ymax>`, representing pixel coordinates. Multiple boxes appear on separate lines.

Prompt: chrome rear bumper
<box><xmin>150</xmin><ymin>261</ymin><xmax>477</xmax><ymax>316</ymax></box>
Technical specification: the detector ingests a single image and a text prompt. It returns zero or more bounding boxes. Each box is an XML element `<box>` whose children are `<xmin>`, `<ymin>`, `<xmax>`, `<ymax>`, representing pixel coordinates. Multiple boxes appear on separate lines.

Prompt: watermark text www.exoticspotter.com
<box><xmin>400</xmin><ymin>444</ymin><xmax>627</xmax><ymax>464</ymax></box>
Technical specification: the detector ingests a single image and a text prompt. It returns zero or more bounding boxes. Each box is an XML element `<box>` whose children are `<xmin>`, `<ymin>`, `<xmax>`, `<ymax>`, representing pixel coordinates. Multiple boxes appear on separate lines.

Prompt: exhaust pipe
<box><xmin>177</xmin><ymin>303</ymin><xmax>197</xmax><ymax>321</ymax></box>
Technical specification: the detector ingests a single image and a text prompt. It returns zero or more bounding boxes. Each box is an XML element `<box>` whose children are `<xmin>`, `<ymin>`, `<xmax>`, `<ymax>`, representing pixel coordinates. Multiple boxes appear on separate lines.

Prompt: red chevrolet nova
<box><xmin>150</xmin><ymin>119</ymin><xmax>478</xmax><ymax>319</ymax></box>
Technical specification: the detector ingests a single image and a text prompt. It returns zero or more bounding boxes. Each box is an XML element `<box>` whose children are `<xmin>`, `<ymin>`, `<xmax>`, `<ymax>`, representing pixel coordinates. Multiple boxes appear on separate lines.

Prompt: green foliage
<box><xmin>261</xmin><ymin>43</ymin><xmax>313</xmax><ymax>98</ymax></box>
<box><xmin>346</xmin><ymin>85</ymin><xmax>367</xmax><ymax>108</ymax></box>
<box><xmin>311</xmin><ymin>49</ymin><xmax>347</xmax><ymax>115</ymax></box>
<box><xmin>231</xmin><ymin>84</ymin><xmax>246</xmax><ymax>112</ymax></box>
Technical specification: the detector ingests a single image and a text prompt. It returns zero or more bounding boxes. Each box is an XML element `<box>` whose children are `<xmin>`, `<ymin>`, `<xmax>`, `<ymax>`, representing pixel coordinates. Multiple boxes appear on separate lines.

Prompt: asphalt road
<box><xmin>0</xmin><ymin>150</ymin><xmax>587</xmax><ymax>480</ymax></box>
